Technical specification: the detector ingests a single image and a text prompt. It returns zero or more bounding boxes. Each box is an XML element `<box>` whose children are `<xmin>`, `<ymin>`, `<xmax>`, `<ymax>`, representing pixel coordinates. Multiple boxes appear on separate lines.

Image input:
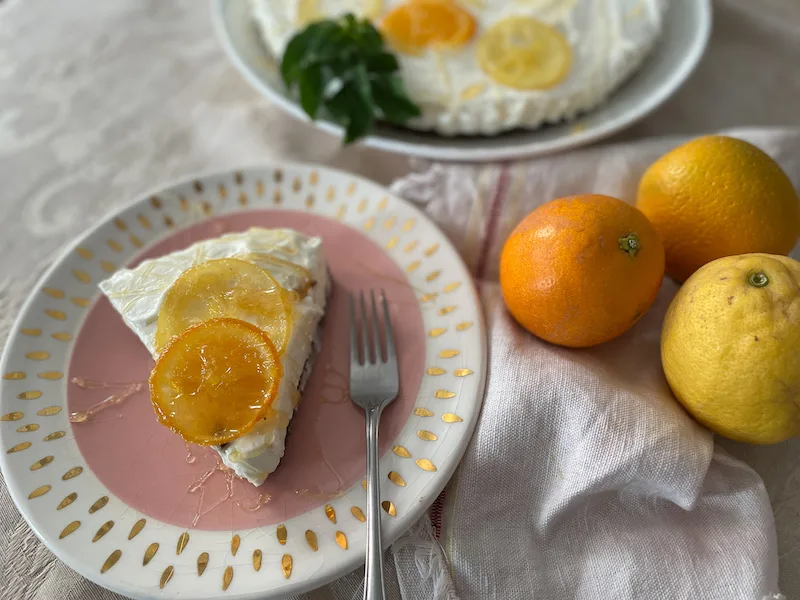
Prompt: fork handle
<box><xmin>364</xmin><ymin>407</ymin><xmax>386</xmax><ymax>600</ymax></box>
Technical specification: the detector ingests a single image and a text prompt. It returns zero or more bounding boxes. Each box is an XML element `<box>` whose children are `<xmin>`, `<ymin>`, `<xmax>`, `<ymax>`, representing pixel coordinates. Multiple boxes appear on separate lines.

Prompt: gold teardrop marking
<box><xmin>1</xmin><ymin>412</ymin><xmax>23</xmax><ymax>421</ymax></box>
<box><xmin>305</xmin><ymin>529</ymin><xmax>318</xmax><ymax>551</ymax></box>
<box><xmin>443</xmin><ymin>413</ymin><xmax>464</xmax><ymax>423</ymax></box>
<box><xmin>388</xmin><ymin>471</ymin><xmax>406</xmax><ymax>486</ymax></box>
<box><xmin>382</xmin><ymin>501</ymin><xmax>397</xmax><ymax>516</ymax></box>
<box><xmin>222</xmin><ymin>566</ymin><xmax>234</xmax><ymax>591</ymax></box>
<box><xmin>28</xmin><ymin>485</ymin><xmax>51</xmax><ymax>499</ymax></box>
<box><xmin>72</xmin><ymin>269</ymin><xmax>91</xmax><ymax>284</ymax></box>
<box><xmin>325</xmin><ymin>504</ymin><xmax>337</xmax><ymax>524</ymax></box>
<box><xmin>45</xmin><ymin>310</ymin><xmax>66</xmax><ymax>321</ymax></box>
<box><xmin>351</xmin><ymin>506</ymin><xmax>366</xmax><ymax>522</ymax></box>
<box><xmin>101</xmin><ymin>550</ymin><xmax>122</xmax><ymax>574</ymax></box>
<box><xmin>160</xmin><ymin>566</ymin><xmax>175</xmax><ymax>589</ymax></box>
<box><xmin>231</xmin><ymin>534</ymin><xmax>240</xmax><ymax>556</ymax></box>
<box><xmin>60</xmin><ymin>521</ymin><xmax>80</xmax><ymax>539</ymax></box>
<box><xmin>57</xmin><ymin>493</ymin><xmax>77</xmax><ymax>510</ymax></box>
<box><xmin>456</xmin><ymin>321</ymin><xmax>473</xmax><ymax>331</ymax></box>
<box><xmin>335</xmin><ymin>531</ymin><xmax>348</xmax><ymax>550</ymax></box>
<box><xmin>3</xmin><ymin>371</ymin><xmax>26</xmax><ymax>380</ymax></box>
<box><xmin>25</xmin><ymin>351</ymin><xmax>50</xmax><ymax>360</ymax></box>
<box><xmin>417</xmin><ymin>430</ymin><xmax>438</xmax><ymax>441</ymax></box>
<box><xmin>253</xmin><ymin>549</ymin><xmax>263</xmax><ymax>571</ymax></box>
<box><xmin>427</xmin><ymin>367</ymin><xmax>446</xmax><ymax>376</ymax></box>
<box><xmin>443</xmin><ymin>281</ymin><xmax>461</xmax><ymax>293</ymax></box>
<box><xmin>281</xmin><ymin>554</ymin><xmax>293</xmax><ymax>579</ymax></box>
<box><xmin>43</xmin><ymin>431</ymin><xmax>66</xmax><ymax>441</ymax></box>
<box><xmin>143</xmin><ymin>543</ymin><xmax>159</xmax><ymax>566</ymax></box>
<box><xmin>428</xmin><ymin>328</ymin><xmax>447</xmax><ymax>338</ymax></box>
<box><xmin>435</xmin><ymin>390</ymin><xmax>456</xmax><ymax>399</ymax></box>
<box><xmin>176</xmin><ymin>532</ymin><xmax>189</xmax><ymax>555</ymax></box>
<box><xmin>92</xmin><ymin>520</ymin><xmax>114</xmax><ymax>542</ymax></box>
<box><xmin>52</xmin><ymin>332</ymin><xmax>73</xmax><ymax>342</ymax></box>
<box><xmin>392</xmin><ymin>445</ymin><xmax>411</xmax><ymax>458</ymax></box>
<box><xmin>38</xmin><ymin>406</ymin><xmax>63</xmax><ymax>416</ymax></box>
<box><xmin>454</xmin><ymin>369</ymin><xmax>473</xmax><ymax>377</ymax></box>
<box><xmin>88</xmin><ymin>496</ymin><xmax>109</xmax><ymax>514</ymax></box>
<box><xmin>16</xmin><ymin>423</ymin><xmax>39</xmax><ymax>432</ymax></box>
<box><xmin>128</xmin><ymin>518</ymin><xmax>146</xmax><ymax>540</ymax></box>
<box><xmin>38</xmin><ymin>371</ymin><xmax>64</xmax><ymax>380</ymax></box>
<box><xmin>439</xmin><ymin>350</ymin><xmax>460</xmax><ymax>359</ymax></box>
<box><xmin>30</xmin><ymin>455</ymin><xmax>54</xmax><ymax>470</ymax></box>
<box><xmin>425</xmin><ymin>243</ymin><xmax>440</xmax><ymax>257</ymax></box>
<box><xmin>62</xmin><ymin>466</ymin><xmax>83</xmax><ymax>479</ymax></box>
<box><xmin>416</xmin><ymin>459</ymin><xmax>437</xmax><ymax>472</ymax></box>
<box><xmin>414</xmin><ymin>407</ymin><xmax>434</xmax><ymax>417</ymax></box>
<box><xmin>20</xmin><ymin>328</ymin><xmax>41</xmax><ymax>336</ymax></box>
<box><xmin>197</xmin><ymin>552</ymin><xmax>209</xmax><ymax>576</ymax></box>
<box><xmin>7</xmin><ymin>442</ymin><xmax>31</xmax><ymax>453</ymax></box>
<box><xmin>43</xmin><ymin>288</ymin><xmax>65</xmax><ymax>299</ymax></box>
<box><xmin>18</xmin><ymin>390</ymin><xmax>42</xmax><ymax>400</ymax></box>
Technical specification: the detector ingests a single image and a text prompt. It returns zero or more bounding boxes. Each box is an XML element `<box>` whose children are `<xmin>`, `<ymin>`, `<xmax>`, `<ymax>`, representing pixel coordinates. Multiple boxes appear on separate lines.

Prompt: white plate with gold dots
<box><xmin>0</xmin><ymin>164</ymin><xmax>486</xmax><ymax>599</ymax></box>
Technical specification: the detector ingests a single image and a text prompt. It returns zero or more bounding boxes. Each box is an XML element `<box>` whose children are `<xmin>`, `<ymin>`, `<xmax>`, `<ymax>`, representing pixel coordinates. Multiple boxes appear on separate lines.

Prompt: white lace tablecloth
<box><xmin>2</xmin><ymin>0</ymin><xmax>800</xmax><ymax>598</ymax></box>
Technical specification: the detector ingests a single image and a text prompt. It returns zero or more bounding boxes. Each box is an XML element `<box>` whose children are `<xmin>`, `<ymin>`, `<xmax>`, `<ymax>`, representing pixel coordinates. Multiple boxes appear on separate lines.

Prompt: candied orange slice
<box><xmin>476</xmin><ymin>17</ymin><xmax>571</xmax><ymax>90</ymax></box>
<box><xmin>149</xmin><ymin>318</ymin><xmax>283</xmax><ymax>446</ymax></box>
<box><xmin>381</xmin><ymin>0</ymin><xmax>477</xmax><ymax>55</ymax></box>
<box><xmin>154</xmin><ymin>258</ymin><xmax>292</xmax><ymax>354</ymax></box>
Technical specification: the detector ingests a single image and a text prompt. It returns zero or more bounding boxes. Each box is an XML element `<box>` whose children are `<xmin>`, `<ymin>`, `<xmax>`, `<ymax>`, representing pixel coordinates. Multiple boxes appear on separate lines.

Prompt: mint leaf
<box><xmin>279</xmin><ymin>13</ymin><xmax>421</xmax><ymax>144</ymax></box>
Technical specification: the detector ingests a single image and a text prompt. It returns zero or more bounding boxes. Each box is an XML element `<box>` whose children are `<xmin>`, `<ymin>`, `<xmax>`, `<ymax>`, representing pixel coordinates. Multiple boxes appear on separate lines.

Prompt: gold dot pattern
<box><xmin>0</xmin><ymin>170</ymin><xmax>483</xmax><ymax>594</ymax></box>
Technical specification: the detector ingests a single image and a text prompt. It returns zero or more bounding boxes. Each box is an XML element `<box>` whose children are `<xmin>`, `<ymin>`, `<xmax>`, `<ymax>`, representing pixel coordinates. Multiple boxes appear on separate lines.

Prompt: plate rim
<box><xmin>0</xmin><ymin>161</ymin><xmax>488</xmax><ymax>600</ymax></box>
<box><xmin>211</xmin><ymin>0</ymin><xmax>712</xmax><ymax>162</ymax></box>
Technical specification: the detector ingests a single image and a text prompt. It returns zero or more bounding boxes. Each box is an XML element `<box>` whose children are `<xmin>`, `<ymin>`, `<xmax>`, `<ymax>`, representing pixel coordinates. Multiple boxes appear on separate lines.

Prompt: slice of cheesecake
<box><xmin>99</xmin><ymin>228</ymin><xmax>329</xmax><ymax>486</ymax></box>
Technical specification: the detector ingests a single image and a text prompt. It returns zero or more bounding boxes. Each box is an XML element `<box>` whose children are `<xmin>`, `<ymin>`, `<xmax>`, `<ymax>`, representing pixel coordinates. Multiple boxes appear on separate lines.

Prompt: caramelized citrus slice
<box><xmin>149</xmin><ymin>318</ymin><xmax>283</xmax><ymax>446</ymax></box>
<box><xmin>477</xmin><ymin>17</ymin><xmax>571</xmax><ymax>90</ymax></box>
<box><xmin>297</xmin><ymin>0</ymin><xmax>384</xmax><ymax>24</ymax></box>
<box><xmin>381</xmin><ymin>0</ymin><xmax>477</xmax><ymax>55</ymax></box>
<box><xmin>155</xmin><ymin>258</ymin><xmax>292</xmax><ymax>354</ymax></box>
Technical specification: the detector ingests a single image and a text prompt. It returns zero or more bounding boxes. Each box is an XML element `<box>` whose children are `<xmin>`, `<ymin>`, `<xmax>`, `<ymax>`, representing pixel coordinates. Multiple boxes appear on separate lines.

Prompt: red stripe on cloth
<box><xmin>474</xmin><ymin>165</ymin><xmax>510</xmax><ymax>281</ymax></box>
<box><xmin>430</xmin><ymin>489</ymin><xmax>446</xmax><ymax>540</ymax></box>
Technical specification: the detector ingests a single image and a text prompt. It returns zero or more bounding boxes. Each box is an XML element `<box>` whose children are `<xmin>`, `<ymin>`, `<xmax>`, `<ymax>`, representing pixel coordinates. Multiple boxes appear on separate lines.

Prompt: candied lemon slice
<box><xmin>154</xmin><ymin>258</ymin><xmax>292</xmax><ymax>354</ymax></box>
<box><xmin>297</xmin><ymin>0</ymin><xmax>384</xmax><ymax>25</ymax></box>
<box><xmin>149</xmin><ymin>318</ymin><xmax>283</xmax><ymax>446</ymax></box>
<box><xmin>381</xmin><ymin>0</ymin><xmax>477</xmax><ymax>54</ymax></box>
<box><xmin>477</xmin><ymin>17</ymin><xmax>571</xmax><ymax>90</ymax></box>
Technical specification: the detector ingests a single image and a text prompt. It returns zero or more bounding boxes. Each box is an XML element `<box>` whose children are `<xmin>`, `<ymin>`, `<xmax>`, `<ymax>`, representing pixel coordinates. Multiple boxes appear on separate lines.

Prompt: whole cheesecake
<box><xmin>251</xmin><ymin>0</ymin><xmax>668</xmax><ymax>136</ymax></box>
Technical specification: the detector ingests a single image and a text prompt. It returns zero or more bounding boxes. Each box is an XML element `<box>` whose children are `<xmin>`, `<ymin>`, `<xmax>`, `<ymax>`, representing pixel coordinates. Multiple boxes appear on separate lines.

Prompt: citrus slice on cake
<box><xmin>154</xmin><ymin>257</ymin><xmax>293</xmax><ymax>353</ymax></box>
<box><xmin>477</xmin><ymin>17</ymin><xmax>572</xmax><ymax>90</ymax></box>
<box><xmin>381</xmin><ymin>0</ymin><xmax>477</xmax><ymax>55</ymax></box>
<box><xmin>149</xmin><ymin>318</ymin><xmax>283</xmax><ymax>446</ymax></box>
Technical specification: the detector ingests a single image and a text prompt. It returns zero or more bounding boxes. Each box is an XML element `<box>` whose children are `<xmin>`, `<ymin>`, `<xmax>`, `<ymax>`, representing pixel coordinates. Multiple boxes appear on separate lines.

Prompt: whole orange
<box><xmin>499</xmin><ymin>194</ymin><xmax>665</xmax><ymax>348</ymax></box>
<box><xmin>636</xmin><ymin>135</ymin><xmax>800</xmax><ymax>282</ymax></box>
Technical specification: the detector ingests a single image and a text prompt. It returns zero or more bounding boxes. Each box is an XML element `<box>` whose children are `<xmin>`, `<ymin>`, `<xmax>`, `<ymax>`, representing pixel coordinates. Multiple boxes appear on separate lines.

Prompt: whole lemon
<box><xmin>661</xmin><ymin>254</ymin><xmax>800</xmax><ymax>444</ymax></box>
<box><xmin>637</xmin><ymin>135</ymin><xmax>800</xmax><ymax>282</ymax></box>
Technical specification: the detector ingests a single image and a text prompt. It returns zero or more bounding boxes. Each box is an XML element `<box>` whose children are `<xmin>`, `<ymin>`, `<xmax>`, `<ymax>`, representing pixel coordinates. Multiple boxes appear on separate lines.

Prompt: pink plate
<box><xmin>67</xmin><ymin>210</ymin><xmax>425</xmax><ymax>530</ymax></box>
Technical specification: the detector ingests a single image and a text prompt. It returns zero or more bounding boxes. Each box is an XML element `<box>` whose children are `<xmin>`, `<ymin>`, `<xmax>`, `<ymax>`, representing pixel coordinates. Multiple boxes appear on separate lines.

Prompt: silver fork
<box><xmin>349</xmin><ymin>289</ymin><xmax>399</xmax><ymax>600</ymax></box>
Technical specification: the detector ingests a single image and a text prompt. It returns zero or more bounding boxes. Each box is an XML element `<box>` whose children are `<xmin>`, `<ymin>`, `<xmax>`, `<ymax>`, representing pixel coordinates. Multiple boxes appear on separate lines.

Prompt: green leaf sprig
<box><xmin>280</xmin><ymin>14</ymin><xmax>422</xmax><ymax>144</ymax></box>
